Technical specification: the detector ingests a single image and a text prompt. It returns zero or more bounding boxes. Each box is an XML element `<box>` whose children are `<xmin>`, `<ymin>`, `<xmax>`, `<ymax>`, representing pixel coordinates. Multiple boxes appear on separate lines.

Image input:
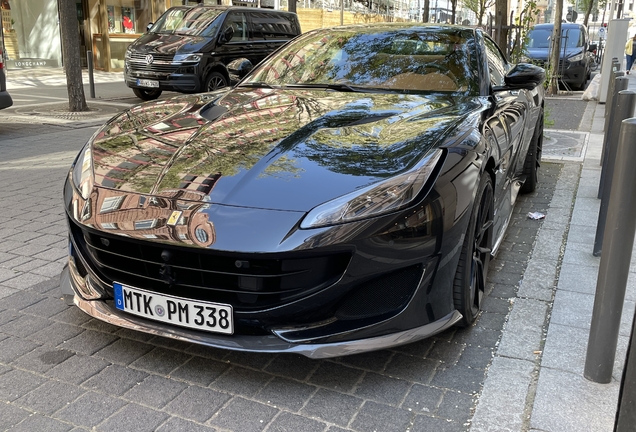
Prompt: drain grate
<box><xmin>14</xmin><ymin>102</ymin><xmax>123</xmax><ymax>123</ymax></box>
<box><xmin>542</xmin><ymin>129</ymin><xmax>589</xmax><ymax>161</ymax></box>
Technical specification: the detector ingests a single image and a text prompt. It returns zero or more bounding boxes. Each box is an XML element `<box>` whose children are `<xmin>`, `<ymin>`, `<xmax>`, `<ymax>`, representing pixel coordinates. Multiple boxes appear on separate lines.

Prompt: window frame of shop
<box><xmin>86</xmin><ymin>0</ymin><xmax>179</xmax><ymax>72</ymax></box>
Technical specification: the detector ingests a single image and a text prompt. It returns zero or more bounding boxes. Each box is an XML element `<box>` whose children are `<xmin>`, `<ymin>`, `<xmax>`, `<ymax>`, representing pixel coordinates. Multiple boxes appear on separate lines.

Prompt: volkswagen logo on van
<box><xmin>145</xmin><ymin>54</ymin><xmax>154</xmax><ymax>65</ymax></box>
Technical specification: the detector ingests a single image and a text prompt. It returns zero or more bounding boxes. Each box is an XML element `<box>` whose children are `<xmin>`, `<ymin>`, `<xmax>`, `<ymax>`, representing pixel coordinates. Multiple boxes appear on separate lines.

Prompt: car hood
<box><xmin>130</xmin><ymin>33</ymin><xmax>213</xmax><ymax>56</ymax></box>
<box><xmin>90</xmin><ymin>88</ymin><xmax>479</xmax><ymax>212</ymax></box>
<box><xmin>526</xmin><ymin>47</ymin><xmax>583</xmax><ymax>61</ymax></box>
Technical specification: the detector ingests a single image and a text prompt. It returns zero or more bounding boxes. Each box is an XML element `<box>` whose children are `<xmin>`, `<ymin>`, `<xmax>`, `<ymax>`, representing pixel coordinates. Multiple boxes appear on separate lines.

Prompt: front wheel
<box><xmin>453</xmin><ymin>175</ymin><xmax>494</xmax><ymax>327</ymax></box>
<box><xmin>204</xmin><ymin>72</ymin><xmax>228</xmax><ymax>92</ymax></box>
<box><xmin>520</xmin><ymin>110</ymin><xmax>543</xmax><ymax>194</ymax></box>
<box><xmin>133</xmin><ymin>88</ymin><xmax>162</xmax><ymax>101</ymax></box>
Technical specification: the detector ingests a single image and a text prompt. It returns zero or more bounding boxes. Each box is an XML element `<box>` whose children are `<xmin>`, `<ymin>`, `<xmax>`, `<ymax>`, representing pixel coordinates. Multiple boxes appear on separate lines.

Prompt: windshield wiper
<box><xmin>237</xmin><ymin>82</ymin><xmax>390</xmax><ymax>93</ymax></box>
<box><xmin>282</xmin><ymin>83</ymin><xmax>364</xmax><ymax>92</ymax></box>
<box><xmin>237</xmin><ymin>82</ymin><xmax>279</xmax><ymax>89</ymax></box>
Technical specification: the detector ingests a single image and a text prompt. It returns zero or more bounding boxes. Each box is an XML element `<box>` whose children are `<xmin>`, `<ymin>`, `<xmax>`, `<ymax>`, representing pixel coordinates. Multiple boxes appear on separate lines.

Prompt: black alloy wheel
<box><xmin>205</xmin><ymin>72</ymin><xmax>228</xmax><ymax>92</ymax></box>
<box><xmin>520</xmin><ymin>110</ymin><xmax>543</xmax><ymax>194</ymax></box>
<box><xmin>453</xmin><ymin>175</ymin><xmax>494</xmax><ymax>327</ymax></box>
<box><xmin>132</xmin><ymin>88</ymin><xmax>163</xmax><ymax>101</ymax></box>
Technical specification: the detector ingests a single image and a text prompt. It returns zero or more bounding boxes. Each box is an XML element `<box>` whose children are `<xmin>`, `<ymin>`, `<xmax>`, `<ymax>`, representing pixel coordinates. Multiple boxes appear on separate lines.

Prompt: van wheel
<box><xmin>133</xmin><ymin>88</ymin><xmax>162</xmax><ymax>101</ymax></box>
<box><xmin>205</xmin><ymin>72</ymin><xmax>228</xmax><ymax>92</ymax></box>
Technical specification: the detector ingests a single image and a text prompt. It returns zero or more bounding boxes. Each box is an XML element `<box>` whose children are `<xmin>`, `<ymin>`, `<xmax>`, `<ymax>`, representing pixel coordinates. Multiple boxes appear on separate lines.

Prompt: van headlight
<box><xmin>71</xmin><ymin>144</ymin><xmax>94</xmax><ymax>200</ymax></box>
<box><xmin>300</xmin><ymin>149</ymin><xmax>443</xmax><ymax>229</ymax></box>
<box><xmin>568</xmin><ymin>52</ymin><xmax>585</xmax><ymax>62</ymax></box>
<box><xmin>173</xmin><ymin>54</ymin><xmax>202</xmax><ymax>64</ymax></box>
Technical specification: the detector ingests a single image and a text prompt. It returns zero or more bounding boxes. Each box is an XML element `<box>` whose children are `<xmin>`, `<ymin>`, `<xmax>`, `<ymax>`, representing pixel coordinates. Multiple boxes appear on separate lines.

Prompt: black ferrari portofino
<box><xmin>61</xmin><ymin>24</ymin><xmax>545</xmax><ymax>358</ymax></box>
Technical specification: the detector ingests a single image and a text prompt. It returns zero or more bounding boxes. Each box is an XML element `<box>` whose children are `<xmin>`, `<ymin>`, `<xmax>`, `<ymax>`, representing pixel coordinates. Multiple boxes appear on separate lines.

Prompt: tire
<box><xmin>520</xmin><ymin>110</ymin><xmax>543</xmax><ymax>194</ymax></box>
<box><xmin>133</xmin><ymin>88</ymin><xmax>162</xmax><ymax>101</ymax></box>
<box><xmin>453</xmin><ymin>174</ymin><xmax>494</xmax><ymax>327</ymax></box>
<box><xmin>204</xmin><ymin>72</ymin><xmax>228</xmax><ymax>92</ymax></box>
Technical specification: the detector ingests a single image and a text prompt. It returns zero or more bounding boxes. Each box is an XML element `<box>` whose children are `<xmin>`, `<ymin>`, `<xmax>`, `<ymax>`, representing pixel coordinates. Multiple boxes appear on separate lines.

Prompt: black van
<box><xmin>124</xmin><ymin>6</ymin><xmax>301</xmax><ymax>100</ymax></box>
<box><xmin>524</xmin><ymin>23</ymin><xmax>592</xmax><ymax>90</ymax></box>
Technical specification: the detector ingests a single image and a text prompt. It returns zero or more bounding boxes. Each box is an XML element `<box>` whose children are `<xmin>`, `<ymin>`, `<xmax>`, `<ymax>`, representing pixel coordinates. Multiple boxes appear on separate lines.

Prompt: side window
<box><xmin>483</xmin><ymin>37</ymin><xmax>508</xmax><ymax>87</ymax></box>
<box><xmin>250</xmin><ymin>12</ymin><xmax>298</xmax><ymax>41</ymax></box>
<box><xmin>223</xmin><ymin>12</ymin><xmax>248</xmax><ymax>42</ymax></box>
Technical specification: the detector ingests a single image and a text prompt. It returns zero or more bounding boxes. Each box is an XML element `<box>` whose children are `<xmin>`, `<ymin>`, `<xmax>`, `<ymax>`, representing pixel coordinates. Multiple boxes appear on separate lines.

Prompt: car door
<box><xmin>482</xmin><ymin>36</ymin><xmax>530</xmax><ymax>245</ymax></box>
<box><xmin>217</xmin><ymin>11</ymin><xmax>261</xmax><ymax>67</ymax></box>
<box><xmin>248</xmin><ymin>11</ymin><xmax>300</xmax><ymax>64</ymax></box>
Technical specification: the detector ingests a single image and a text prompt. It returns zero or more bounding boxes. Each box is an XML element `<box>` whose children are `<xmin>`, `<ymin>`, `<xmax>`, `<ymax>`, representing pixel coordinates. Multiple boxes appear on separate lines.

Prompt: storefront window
<box><xmin>90</xmin><ymin>0</ymin><xmax>169</xmax><ymax>70</ymax></box>
<box><xmin>105</xmin><ymin>0</ymin><xmax>145</xmax><ymax>34</ymax></box>
<box><xmin>1</xmin><ymin>0</ymin><xmax>62</xmax><ymax>69</ymax></box>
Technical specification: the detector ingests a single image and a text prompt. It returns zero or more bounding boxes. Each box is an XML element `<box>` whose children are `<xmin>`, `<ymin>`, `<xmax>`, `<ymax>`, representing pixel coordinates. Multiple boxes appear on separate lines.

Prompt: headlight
<box><xmin>568</xmin><ymin>52</ymin><xmax>584</xmax><ymax>62</ymax></box>
<box><xmin>72</xmin><ymin>144</ymin><xmax>94</xmax><ymax>200</ymax></box>
<box><xmin>173</xmin><ymin>53</ymin><xmax>202</xmax><ymax>63</ymax></box>
<box><xmin>300</xmin><ymin>149</ymin><xmax>443</xmax><ymax>229</ymax></box>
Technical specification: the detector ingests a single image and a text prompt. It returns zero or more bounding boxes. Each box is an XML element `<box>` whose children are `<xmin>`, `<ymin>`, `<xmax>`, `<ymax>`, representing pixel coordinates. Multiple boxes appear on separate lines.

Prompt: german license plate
<box><xmin>113</xmin><ymin>282</ymin><xmax>233</xmax><ymax>335</ymax></box>
<box><xmin>136</xmin><ymin>79</ymin><xmax>159</xmax><ymax>88</ymax></box>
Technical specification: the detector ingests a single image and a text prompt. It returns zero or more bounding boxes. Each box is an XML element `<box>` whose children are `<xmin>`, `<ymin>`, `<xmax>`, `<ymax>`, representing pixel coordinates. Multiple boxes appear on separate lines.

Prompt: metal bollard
<box><xmin>615</xmin><ymin>304</ymin><xmax>636</xmax><ymax>431</ymax></box>
<box><xmin>604</xmin><ymin>70</ymin><xmax>624</xmax><ymax>119</ymax></box>
<box><xmin>87</xmin><ymin>50</ymin><xmax>95</xmax><ymax>99</ymax></box>
<box><xmin>585</xmin><ymin>118</ymin><xmax>636</xmax><ymax>384</ymax></box>
<box><xmin>599</xmin><ymin>77</ymin><xmax>629</xmax><ymax>192</ymax></box>
<box><xmin>595</xmin><ymin>90</ymin><xmax>636</xmax><ymax>256</ymax></box>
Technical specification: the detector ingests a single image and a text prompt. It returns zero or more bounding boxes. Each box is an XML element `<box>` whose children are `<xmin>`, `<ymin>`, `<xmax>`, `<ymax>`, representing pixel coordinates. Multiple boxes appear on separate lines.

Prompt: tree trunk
<box><xmin>494</xmin><ymin>0</ymin><xmax>508</xmax><ymax>57</ymax></box>
<box><xmin>59</xmin><ymin>0</ymin><xmax>88</xmax><ymax>112</ymax></box>
<box><xmin>423</xmin><ymin>0</ymin><xmax>430</xmax><ymax>22</ymax></box>
<box><xmin>583</xmin><ymin>0</ymin><xmax>595</xmax><ymax>27</ymax></box>
<box><xmin>288</xmin><ymin>0</ymin><xmax>297</xmax><ymax>13</ymax></box>
<box><xmin>451</xmin><ymin>0</ymin><xmax>457</xmax><ymax>23</ymax></box>
<box><xmin>549</xmin><ymin>0</ymin><xmax>564</xmax><ymax>95</ymax></box>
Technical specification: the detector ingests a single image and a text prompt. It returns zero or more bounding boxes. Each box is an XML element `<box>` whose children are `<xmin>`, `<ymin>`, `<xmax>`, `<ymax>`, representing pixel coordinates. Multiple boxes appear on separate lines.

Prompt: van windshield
<box><xmin>149</xmin><ymin>7</ymin><xmax>224</xmax><ymax>37</ymax></box>
<box><xmin>527</xmin><ymin>27</ymin><xmax>583</xmax><ymax>49</ymax></box>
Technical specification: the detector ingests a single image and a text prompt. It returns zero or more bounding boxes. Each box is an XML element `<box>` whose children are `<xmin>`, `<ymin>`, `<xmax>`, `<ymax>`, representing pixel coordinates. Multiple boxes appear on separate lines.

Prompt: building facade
<box><xmin>1</xmin><ymin>0</ymin><xmax>62</xmax><ymax>68</ymax></box>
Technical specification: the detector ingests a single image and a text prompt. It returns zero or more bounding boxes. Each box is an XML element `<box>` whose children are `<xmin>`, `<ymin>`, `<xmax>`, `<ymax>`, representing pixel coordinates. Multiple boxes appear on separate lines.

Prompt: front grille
<box><xmin>69</xmin><ymin>218</ymin><xmax>351</xmax><ymax>311</ymax></box>
<box><xmin>335</xmin><ymin>265</ymin><xmax>423</xmax><ymax>320</ymax></box>
<box><xmin>126</xmin><ymin>52</ymin><xmax>179</xmax><ymax>75</ymax></box>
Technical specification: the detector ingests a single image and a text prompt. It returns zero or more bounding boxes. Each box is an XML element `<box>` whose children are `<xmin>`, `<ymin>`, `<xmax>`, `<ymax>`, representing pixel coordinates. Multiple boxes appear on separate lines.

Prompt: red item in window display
<box><xmin>123</xmin><ymin>16</ymin><xmax>133</xmax><ymax>31</ymax></box>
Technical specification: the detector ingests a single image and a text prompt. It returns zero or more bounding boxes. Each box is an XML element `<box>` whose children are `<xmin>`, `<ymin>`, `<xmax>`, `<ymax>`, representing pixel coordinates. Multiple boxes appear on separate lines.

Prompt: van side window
<box><xmin>250</xmin><ymin>12</ymin><xmax>298</xmax><ymax>41</ymax></box>
<box><xmin>223</xmin><ymin>12</ymin><xmax>248</xmax><ymax>42</ymax></box>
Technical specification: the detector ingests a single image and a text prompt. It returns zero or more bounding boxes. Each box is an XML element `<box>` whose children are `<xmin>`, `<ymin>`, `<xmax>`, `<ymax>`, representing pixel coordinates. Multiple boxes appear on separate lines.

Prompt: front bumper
<box><xmin>124</xmin><ymin>65</ymin><xmax>203</xmax><ymax>93</ymax></box>
<box><xmin>60</xmin><ymin>264</ymin><xmax>462</xmax><ymax>358</ymax></box>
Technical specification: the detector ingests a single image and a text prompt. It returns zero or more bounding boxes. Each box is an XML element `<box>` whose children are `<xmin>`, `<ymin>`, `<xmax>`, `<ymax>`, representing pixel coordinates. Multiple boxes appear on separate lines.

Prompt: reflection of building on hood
<box><xmin>79</xmin><ymin>175</ymin><xmax>219</xmax><ymax>247</ymax></box>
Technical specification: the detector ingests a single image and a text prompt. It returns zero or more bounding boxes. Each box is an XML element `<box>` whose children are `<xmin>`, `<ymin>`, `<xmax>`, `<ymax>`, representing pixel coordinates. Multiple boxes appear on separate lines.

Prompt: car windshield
<box><xmin>149</xmin><ymin>7</ymin><xmax>224</xmax><ymax>37</ymax></box>
<box><xmin>243</xmin><ymin>27</ymin><xmax>478</xmax><ymax>95</ymax></box>
<box><xmin>527</xmin><ymin>27</ymin><xmax>583</xmax><ymax>49</ymax></box>
<box><xmin>527</xmin><ymin>29</ymin><xmax>552</xmax><ymax>49</ymax></box>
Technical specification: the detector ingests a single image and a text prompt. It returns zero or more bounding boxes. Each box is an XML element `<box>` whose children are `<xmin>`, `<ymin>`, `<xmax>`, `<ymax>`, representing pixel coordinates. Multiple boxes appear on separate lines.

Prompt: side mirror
<box><xmin>227</xmin><ymin>58</ymin><xmax>253</xmax><ymax>80</ymax></box>
<box><xmin>146</xmin><ymin>22</ymin><xmax>154</xmax><ymax>32</ymax></box>
<box><xmin>494</xmin><ymin>63</ymin><xmax>546</xmax><ymax>91</ymax></box>
<box><xmin>219</xmin><ymin>26</ymin><xmax>234</xmax><ymax>45</ymax></box>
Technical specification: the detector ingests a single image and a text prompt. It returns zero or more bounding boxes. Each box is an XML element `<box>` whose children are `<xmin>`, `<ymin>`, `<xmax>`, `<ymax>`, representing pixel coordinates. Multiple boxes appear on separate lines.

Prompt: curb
<box><xmin>470</xmin><ymin>99</ymin><xmax>599</xmax><ymax>431</ymax></box>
